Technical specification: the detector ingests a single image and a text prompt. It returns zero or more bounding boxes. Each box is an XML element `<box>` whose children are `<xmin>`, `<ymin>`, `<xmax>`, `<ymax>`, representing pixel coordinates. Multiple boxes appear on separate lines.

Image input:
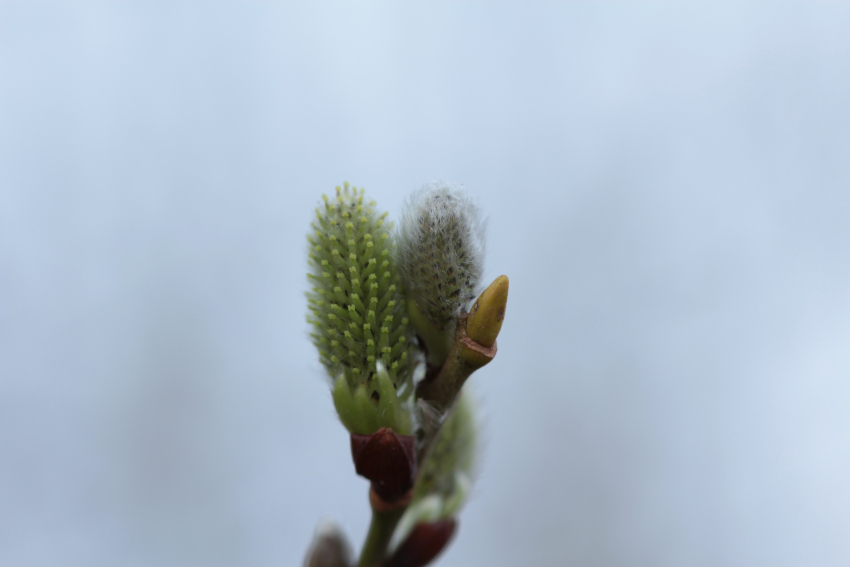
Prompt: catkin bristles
<box><xmin>396</xmin><ymin>182</ymin><xmax>485</xmax><ymax>332</ymax></box>
<box><xmin>307</xmin><ymin>183</ymin><xmax>414</xmax><ymax>391</ymax></box>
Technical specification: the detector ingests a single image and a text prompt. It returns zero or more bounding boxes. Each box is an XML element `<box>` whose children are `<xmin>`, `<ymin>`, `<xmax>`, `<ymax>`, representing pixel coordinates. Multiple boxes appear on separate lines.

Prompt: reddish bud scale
<box><xmin>384</xmin><ymin>519</ymin><xmax>457</xmax><ymax>567</ymax></box>
<box><xmin>350</xmin><ymin>428</ymin><xmax>417</xmax><ymax>503</ymax></box>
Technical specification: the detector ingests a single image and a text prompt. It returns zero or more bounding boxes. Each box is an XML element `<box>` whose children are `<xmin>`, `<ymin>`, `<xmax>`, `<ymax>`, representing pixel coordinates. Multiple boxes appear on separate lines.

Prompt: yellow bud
<box><xmin>466</xmin><ymin>275</ymin><xmax>509</xmax><ymax>347</ymax></box>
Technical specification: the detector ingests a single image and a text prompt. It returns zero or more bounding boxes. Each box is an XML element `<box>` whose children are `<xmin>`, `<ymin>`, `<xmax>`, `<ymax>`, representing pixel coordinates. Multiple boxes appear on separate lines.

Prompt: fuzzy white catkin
<box><xmin>396</xmin><ymin>182</ymin><xmax>485</xmax><ymax>331</ymax></box>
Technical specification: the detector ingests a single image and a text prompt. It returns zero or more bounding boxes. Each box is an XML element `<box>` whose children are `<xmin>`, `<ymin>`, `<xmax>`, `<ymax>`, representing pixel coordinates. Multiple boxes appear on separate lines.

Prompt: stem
<box><xmin>415</xmin><ymin>313</ymin><xmax>495</xmax><ymax>465</ymax></box>
<box><xmin>357</xmin><ymin>495</ymin><xmax>406</xmax><ymax>567</ymax></box>
<box><xmin>415</xmin><ymin>314</ymin><xmax>495</xmax><ymax>415</ymax></box>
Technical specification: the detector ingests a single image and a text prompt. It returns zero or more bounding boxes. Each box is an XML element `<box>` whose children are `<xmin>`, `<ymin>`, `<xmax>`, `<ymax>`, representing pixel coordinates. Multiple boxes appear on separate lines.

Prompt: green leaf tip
<box><xmin>332</xmin><ymin>363</ymin><xmax>412</xmax><ymax>435</ymax></box>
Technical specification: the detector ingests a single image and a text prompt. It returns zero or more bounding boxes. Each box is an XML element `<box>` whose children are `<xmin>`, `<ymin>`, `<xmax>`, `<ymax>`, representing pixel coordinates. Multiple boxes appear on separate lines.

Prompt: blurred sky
<box><xmin>1</xmin><ymin>3</ymin><xmax>849</xmax><ymax>567</ymax></box>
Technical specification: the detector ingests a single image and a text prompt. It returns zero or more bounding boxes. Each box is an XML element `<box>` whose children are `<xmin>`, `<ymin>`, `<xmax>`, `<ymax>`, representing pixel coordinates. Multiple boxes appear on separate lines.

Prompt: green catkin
<box><xmin>307</xmin><ymin>183</ymin><xmax>416</xmax><ymax>434</ymax></box>
<box><xmin>390</xmin><ymin>392</ymin><xmax>477</xmax><ymax>551</ymax></box>
<box><xmin>413</xmin><ymin>392</ymin><xmax>476</xmax><ymax>507</ymax></box>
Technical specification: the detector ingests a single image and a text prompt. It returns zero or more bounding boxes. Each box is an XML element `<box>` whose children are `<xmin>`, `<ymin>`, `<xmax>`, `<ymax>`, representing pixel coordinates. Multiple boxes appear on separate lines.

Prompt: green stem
<box><xmin>357</xmin><ymin>503</ymin><xmax>406</xmax><ymax>567</ymax></box>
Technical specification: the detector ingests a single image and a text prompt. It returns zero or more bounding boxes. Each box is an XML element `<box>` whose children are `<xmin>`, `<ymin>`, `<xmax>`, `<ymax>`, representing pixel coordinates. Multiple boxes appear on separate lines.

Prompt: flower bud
<box><xmin>396</xmin><ymin>182</ymin><xmax>484</xmax><ymax>367</ymax></box>
<box><xmin>350</xmin><ymin>426</ymin><xmax>417</xmax><ymax>503</ymax></box>
<box><xmin>303</xmin><ymin>520</ymin><xmax>352</xmax><ymax>567</ymax></box>
<box><xmin>385</xmin><ymin>518</ymin><xmax>457</xmax><ymax>567</ymax></box>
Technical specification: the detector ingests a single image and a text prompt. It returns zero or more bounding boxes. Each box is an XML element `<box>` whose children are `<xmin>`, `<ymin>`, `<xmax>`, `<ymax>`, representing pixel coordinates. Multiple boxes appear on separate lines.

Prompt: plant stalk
<box><xmin>357</xmin><ymin>495</ymin><xmax>407</xmax><ymax>567</ymax></box>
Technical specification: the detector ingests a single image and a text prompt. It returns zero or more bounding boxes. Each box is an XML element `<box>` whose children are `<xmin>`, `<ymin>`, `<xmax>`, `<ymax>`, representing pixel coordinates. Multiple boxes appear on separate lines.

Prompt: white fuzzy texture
<box><xmin>396</xmin><ymin>182</ymin><xmax>485</xmax><ymax>330</ymax></box>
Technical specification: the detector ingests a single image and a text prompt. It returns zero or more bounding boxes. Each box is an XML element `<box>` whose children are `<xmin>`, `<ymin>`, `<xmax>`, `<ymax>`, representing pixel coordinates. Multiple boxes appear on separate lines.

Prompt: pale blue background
<box><xmin>1</xmin><ymin>3</ymin><xmax>849</xmax><ymax>566</ymax></box>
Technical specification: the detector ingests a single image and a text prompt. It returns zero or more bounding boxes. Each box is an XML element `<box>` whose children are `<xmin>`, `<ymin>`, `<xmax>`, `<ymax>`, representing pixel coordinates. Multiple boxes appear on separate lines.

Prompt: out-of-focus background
<box><xmin>1</xmin><ymin>3</ymin><xmax>848</xmax><ymax>566</ymax></box>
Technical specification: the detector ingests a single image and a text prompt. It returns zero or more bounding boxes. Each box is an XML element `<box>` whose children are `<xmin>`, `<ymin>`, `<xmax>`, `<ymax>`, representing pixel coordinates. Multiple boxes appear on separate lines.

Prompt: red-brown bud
<box><xmin>384</xmin><ymin>519</ymin><xmax>457</xmax><ymax>567</ymax></box>
<box><xmin>350</xmin><ymin>428</ymin><xmax>417</xmax><ymax>503</ymax></box>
